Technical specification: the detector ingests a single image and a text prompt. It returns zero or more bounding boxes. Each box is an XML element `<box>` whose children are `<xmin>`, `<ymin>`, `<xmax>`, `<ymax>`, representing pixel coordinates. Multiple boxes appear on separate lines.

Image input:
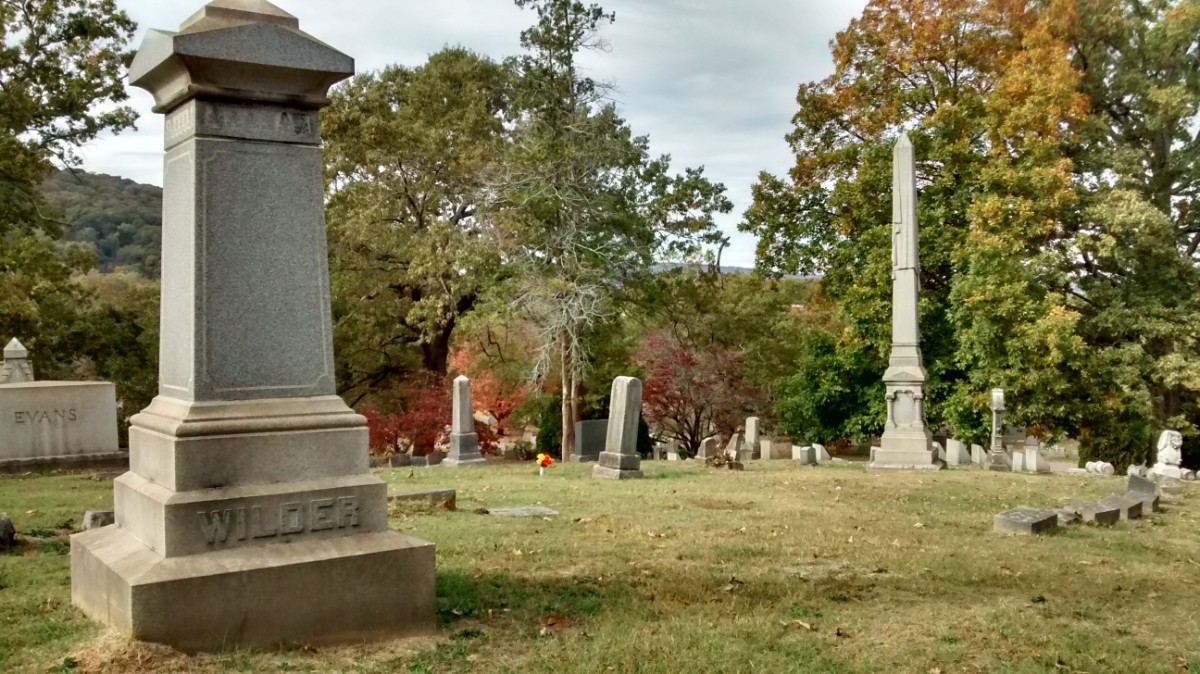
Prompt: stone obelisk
<box><xmin>444</xmin><ymin>375</ymin><xmax>486</xmax><ymax>466</ymax></box>
<box><xmin>870</xmin><ymin>133</ymin><xmax>939</xmax><ymax>470</ymax></box>
<box><xmin>71</xmin><ymin>1</ymin><xmax>435</xmax><ymax>651</ymax></box>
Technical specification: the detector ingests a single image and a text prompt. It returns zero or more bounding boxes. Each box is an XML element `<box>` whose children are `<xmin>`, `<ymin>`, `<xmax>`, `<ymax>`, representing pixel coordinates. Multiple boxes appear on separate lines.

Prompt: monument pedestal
<box><xmin>444</xmin><ymin>432</ymin><xmax>486</xmax><ymax>467</ymax></box>
<box><xmin>592</xmin><ymin>450</ymin><xmax>643</xmax><ymax>479</ymax></box>
<box><xmin>72</xmin><ymin>528</ymin><xmax>434</xmax><ymax>653</ymax></box>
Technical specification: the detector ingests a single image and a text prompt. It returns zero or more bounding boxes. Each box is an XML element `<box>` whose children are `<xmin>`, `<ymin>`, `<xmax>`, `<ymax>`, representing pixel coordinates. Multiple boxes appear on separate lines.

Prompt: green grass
<box><xmin>2</xmin><ymin>462</ymin><xmax>1200</xmax><ymax>672</ymax></box>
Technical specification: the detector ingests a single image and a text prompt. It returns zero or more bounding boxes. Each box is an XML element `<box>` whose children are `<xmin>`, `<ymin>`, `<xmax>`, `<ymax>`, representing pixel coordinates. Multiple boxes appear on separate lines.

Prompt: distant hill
<box><xmin>41</xmin><ymin>169</ymin><xmax>163</xmax><ymax>277</ymax></box>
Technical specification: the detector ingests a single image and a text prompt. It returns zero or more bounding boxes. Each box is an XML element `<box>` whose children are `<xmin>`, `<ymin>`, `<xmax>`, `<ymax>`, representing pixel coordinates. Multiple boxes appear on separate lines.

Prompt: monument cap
<box><xmin>3</xmin><ymin>338</ymin><xmax>27</xmax><ymax>359</ymax></box>
<box><xmin>128</xmin><ymin>0</ymin><xmax>354</xmax><ymax>113</ymax></box>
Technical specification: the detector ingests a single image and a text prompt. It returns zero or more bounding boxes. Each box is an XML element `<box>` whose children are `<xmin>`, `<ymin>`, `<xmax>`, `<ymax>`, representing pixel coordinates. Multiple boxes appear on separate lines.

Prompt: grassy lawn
<box><xmin>2</xmin><ymin>460</ymin><xmax>1199</xmax><ymax>673</ymax></box>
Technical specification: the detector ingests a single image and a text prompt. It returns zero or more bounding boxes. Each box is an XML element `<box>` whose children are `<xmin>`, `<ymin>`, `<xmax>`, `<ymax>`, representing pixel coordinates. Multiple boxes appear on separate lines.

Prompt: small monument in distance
<box><xmin>444</xmin><ymin>375</ymin><xmax>486</xmax><ymax>466</ymax></box>
<box><xmin>71</xmin><ymin>0</ymin><xmax>435</xmax><ymax>652</ymax></box>
<box><xmin>870</xmin><ymin>133</ymin><xmax>940</xmax><ymax>470</ymax></box>
<box><xmin>0</xmin><ymin>338</ymin><xmax>122</xmax><ymax>471</ymax></box>
<box><xmin>1</xmin><ymin>339</ymin><xmax>34</xmax><ymax>383</ymax></box>
<box><xmin>592</xmin><ymin>377</ymin><xmax>644</xmax><ymax>479</ymax></box>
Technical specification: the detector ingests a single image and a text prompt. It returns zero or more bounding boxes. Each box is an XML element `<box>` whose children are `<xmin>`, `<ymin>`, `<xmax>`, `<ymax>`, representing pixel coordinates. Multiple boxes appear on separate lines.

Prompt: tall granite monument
<box><xmin>71</xmin><ymin>0</ymin><xmax>435</xmax><ymax>651</ymax></box>
<box><xmin>870</xmin><ymin>134</ymin><xmax>939</xmax><ymax>470</ymax></box>
<box><xmin>444</xmin><ymin>375</ymin><xmax>485</xmax><ymax>466</ymax></box>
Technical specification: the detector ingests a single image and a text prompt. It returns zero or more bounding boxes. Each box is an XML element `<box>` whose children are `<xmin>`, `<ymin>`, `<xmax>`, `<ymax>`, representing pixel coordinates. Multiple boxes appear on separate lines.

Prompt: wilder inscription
<box><xmin>199</xmin><ymin>496</ymin><xmax>360</xmax><ymax>545</ymax></box>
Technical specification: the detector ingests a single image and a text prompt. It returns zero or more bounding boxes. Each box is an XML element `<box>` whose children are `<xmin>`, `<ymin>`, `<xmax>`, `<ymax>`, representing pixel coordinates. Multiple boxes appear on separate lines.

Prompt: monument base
<box><xmin>569</xmin><ymin>453</ymin><xmax>600</xmax><ymax>463</ymax></box>
<box><xmin>592</xmin><ymin>451</ymin><xmax>642</xmax><ymax>479</ymax></box>
<box><xmin>868</xmin><ymin>447</ymin><xmax>943</xmax><ymax>471</ymax></box>
<box><xmin>0</xmin><ymin>451</ymin><xmax>128</xmax><ymax>474</ymax></box>
<box><xmin>442</xmin><ymin>455</ymin><xmax>486</xmax><ymax>467</ymax></box>
<box><xmin>71</xmin><ymin>526</ymin><xmax>436</xmax><ymax>653</ymax></box>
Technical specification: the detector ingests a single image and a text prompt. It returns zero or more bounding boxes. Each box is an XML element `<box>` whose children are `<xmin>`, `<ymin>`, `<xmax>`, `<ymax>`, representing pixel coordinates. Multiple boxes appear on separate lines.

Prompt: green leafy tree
<box><xmin>323</xmin><ymin>48</ymin><xmax>510</xmax><ymax>403</ymax></box>
<box><xmin>496</xmin><ymin>0</ymin><xmax>731</xmax><ymax>459</ymax></box>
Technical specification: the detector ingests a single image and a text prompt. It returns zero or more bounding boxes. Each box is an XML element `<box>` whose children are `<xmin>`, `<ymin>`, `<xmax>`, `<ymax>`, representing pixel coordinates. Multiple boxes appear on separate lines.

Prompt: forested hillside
<box><xmin>41</xmin><ymin>169</ymin><xmax>162</xmax><ymax>276</ymax></box>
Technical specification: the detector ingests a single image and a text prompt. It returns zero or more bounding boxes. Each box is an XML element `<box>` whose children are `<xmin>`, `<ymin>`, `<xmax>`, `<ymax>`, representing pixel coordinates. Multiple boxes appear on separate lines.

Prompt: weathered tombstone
<box><xmin>793</xmin><ymin>445</ymin><xmax>816</xmax><ymax>464</ymax></box>
<box><xmin>994</xmin><ymin>507</ymin><xmax>1058</xmax><ymax>535</ymax></box>
<box><xmin>593</xmin><ymin>377</ymin><xmax>643</xmax><ymax>480</ymax></box>
<box><xmin>1070</xmin><ymin>501</ymin><xmax>1120</xmax><ymax>525</ymax></box>
<box><xmin>0</xmin><ymin>338</ymin><xmax>35</xmax><ymax>383</ymax></box>
<box><xmin>666</xmin><ymin>438</ymin><xmax>680</xmax><ymax>461</ymax></box>
<box><xmin>872</xmin><ymin>134</ymin><xmax>939</xmax><ymax>470</ymax></box>
<box><xmin>745</xmin><ymin>417</ymin><xmax>761</xmax><ymax>459</ymax></box>
<box><xmin>0</xmin><ymin>338</ymin><xmax>123</xmax><ymax>471</ymax></box>
<box><xmin>970</xmin><ymin>444</ymin><xmax>985</xmax><ymax>465</ymax></box>
<box><xmin>813</xmin><ymin>444</ymin><xmax>832</xmax><ymax>463</ymax></box>
<box><xmin>1127</xmin><ymin>465</ymin><xmax>1147</xmax><ymax>478</ymax></box>
<box><xmin>444</xmin><ymin>376</ymin><xmax>485</xmax><ymax>467</ymax></box>
<box><xmin>726</xmin><ymin>434</ymin><xmax>753</xmax><ymax>463</ymax></box>
<box><xmin>761</xmin><ymin>436</ymin><xmax>792</xmax><ymax>460</ymax></box>
<box><xmin>0</xmin><ymin>514</ymin><xmax>14</xmax><ymax>550</ymax></box>
<box><xmin>82</xmin><ymin>510</ymin><xmax>116</xmax><ymax>530</ymax></box>
<box><xmin>1149</xmin><ymin>429</ymin><xmax>1186</xmax><ymax>480</ymax></box>
<box><xmin>697</xmin><ymin>436</ymin><xmax>718</xmax><ymax>460</ymax></box>
<box><xmin>1011</xmin><ymin>451</ymin><xmax>1026</xmax><ymax>473</ymax></box>
<box><xmin>70</xmin><ymin>1</ymin><xmax>435</xmax><ymax>651</ymax></box>
<box><xmin>945</xmin><ymin>439</ymin><xmax>971</xmax><ymax>466</ymax></box>
<box><xmin>1098</xmin><ymin>495</ymin><xmax>1142</xmax><ymax>520</ymax></box>
<box><xmin>572</xmin><ymin>420</ymin><xmax>608</xmax><ymax>462</ymax></box>
<box><xmin>1098</xmin><ymin>462</ymin><xmax>1116</xmax><ymax>476</ymax></box>
<box><xmin>390</xmin><ymin>453</ymin><xmax>412</xmax><ymax>468</ymax></box>
<box><xmin>1127</xmin><ymin>474</ymin><xmax>1160</xmax><ymax>513</ymax></box>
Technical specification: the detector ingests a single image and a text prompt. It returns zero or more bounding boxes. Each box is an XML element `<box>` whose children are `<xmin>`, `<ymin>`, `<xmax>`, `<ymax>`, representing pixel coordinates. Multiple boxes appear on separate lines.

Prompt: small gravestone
<box><xmin>1098</xmin><ymin>495</ymin><xmax>1142</xmax><ymax>520</ymax></box>
<box><xmin>813</xmin><ymin>444</ymin><xmax>831</xmax><ymax>463</ymax></box>
<box><xmin>82</xmin><ymin>510</ymin><xmax>116</xmax><ymax>530</ymax></box>
<box><xmin>390</xmin><ymin>453</ymin><xmax>411</xmax><ymax>468</ymax></box>
<box><xmin>1025</xmin><ymin>447</ymin><xmax>1050</xmax><ymax>473</ymax></box>
<box><xmin>488</xmin><ymin>506</ymin><xmax>558</xmax><ymax>517</ymax></box>
<box><xmin>761</xmin><ymin>436</ymin><xmax>792</xmax><ymax>460</ymax></box>
<box><xmin>1011</xmin><ymin>451</ymin><xmax>1026</xmax><ymax>473</ymax></box>
<box><xmin>1126</xmin><ymin>474</ymin><xmax>1160</xmax><ymax>513</ymax></box>
<box><xmin>745</xmin><ymin>417</ymin><xmax>761</xmax><ymax>459</ymax></box>
<box><xmin>793</xmin><ymin>445</ymin><xmax>816</xmax><ymax>464</ymax></box>
<box><xmin>444</xmin><ymin>376</ymin><xmax>485</xmax><ymax>467</ymax></box>
<box><xmin>945</xmin><ymin>439</ymin><xmax>970</xmax><ymax>466</ymax></box>
<box><xmin>696</xmin><ymin>436</ymin><xmax>718</xmax><ymax>460</ymax></box>
<box><xmin>0</xmin><ymin>514</ymin><xmax>14</xmax><ymax>550</ymax></box>
<box><xmin>971</xmin><ymin>444</ymin><xmax>985</xmax><ymax>465</ymax></box>
<box><xmin>572</xmin><ymin>420</ymin><xmax>608</xmax><ymax>462</ymax></box>
<box><xmin>726</xmin><ymin>434</ymin><xmax>753</xmax><ymax>463</ymax></box>
<box><xmin>994</xmin><ymin>507</ymin><xmax>1058</xmax><ymax>535</ymax></box>
<box><xmin>592</xmin><ymin>377</ymin><xmax>643</xmax><ymax>480</ymax></box>
<box><xmin>1070</xmin><ymin>501</ymin><xmax>1120</xmax><ymax>525</ymax></box>
<box><xmin>388</xmin><ymin>489</ymin><xmax>456</xmax><ymax>511</ymax></box>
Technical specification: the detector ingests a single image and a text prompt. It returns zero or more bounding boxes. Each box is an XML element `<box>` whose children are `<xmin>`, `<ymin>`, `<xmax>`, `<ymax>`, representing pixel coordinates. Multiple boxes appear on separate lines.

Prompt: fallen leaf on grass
<box><xmin>572</xmin><ymin>517</ymin><xmax>593</xmax><ymax>524</ymax></box>
<box><xmin>780</xmin><ymin>619</ymin><xmax>814</xmax><ymax>631</ymax></box>
<box><xmin>913</xmin><ymin>522</ymin><xmax>925</xmax><ymax>528</ymax></box>
<box><xmin>544</xmin><ymin>614</ymin><xmax>573</xmax><ymax>629</ymax></box>
<box><xmin>721</xmin><ymin>577</ymin><xmax>745</xmax><ymax>592</ymax></box>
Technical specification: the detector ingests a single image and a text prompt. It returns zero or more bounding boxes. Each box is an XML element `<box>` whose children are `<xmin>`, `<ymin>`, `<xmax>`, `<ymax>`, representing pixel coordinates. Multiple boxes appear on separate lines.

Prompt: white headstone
<box><xmin>0</xmin><ymin>338</ymin><xmax>35</xmax><ymax>384</ymax></box>
<box><xmin>593</xmin><ymin>377</ymin><xmax>643</xmax><ymax>479</ymax></box>
<box><xmin>445</xmin><ymin>375</ymin><xmax>485</xmax><ymax>467</ymax></box>
<box><xmin>1149</xmin><ymin>430</ymin><xmax>1186</xmax><ymax>479</ymax></box>
<box><xmin>71</xmin><ymin>1</ymin><xmax>435</xmax><ymax>652</ymax></box>
<box><xmin>745</xmin><ymin>417</ymin><xmax>760</xmax><ymax>458</ymax></box>
<box><xmin>813</xmin><ymin>444</ymin><xmax>831</xmax><ymax>463</ymax></box>
<box><xmin>945</xmin><ymin>439</ymin><xmax>970</xmax><ymax>466</ymax></box>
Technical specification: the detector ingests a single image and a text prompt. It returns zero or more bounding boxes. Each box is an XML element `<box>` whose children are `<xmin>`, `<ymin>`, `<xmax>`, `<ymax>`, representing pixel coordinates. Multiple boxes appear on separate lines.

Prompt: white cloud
<box><xmin>80</xmin><ymin>0</ymin><xmax>867</xmax><ymax>269</ymax></box>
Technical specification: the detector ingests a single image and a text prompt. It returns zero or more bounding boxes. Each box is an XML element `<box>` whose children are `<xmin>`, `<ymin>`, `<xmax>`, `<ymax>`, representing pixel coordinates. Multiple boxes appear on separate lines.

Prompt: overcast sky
<box><xmin>80</xmin><ymin>0</ymin><xmax>868</xmax><ymax>268</ymax></box>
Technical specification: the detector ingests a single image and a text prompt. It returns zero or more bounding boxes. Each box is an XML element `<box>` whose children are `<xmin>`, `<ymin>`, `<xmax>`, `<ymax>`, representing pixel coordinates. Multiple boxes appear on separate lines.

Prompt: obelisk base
<box><xmin>591</xmin><ymin>451</ymin><xmax>642</xmax><ymax>480</ymax></box>
<box><xmin>71</xmin><ymin>526</ymin><xmax>435</xmax><ymax>652</ymax></box>
<box><xmin>443</xmin><ymin>432</ymin><xmax>486</xmax><ymax>467</ymax></box>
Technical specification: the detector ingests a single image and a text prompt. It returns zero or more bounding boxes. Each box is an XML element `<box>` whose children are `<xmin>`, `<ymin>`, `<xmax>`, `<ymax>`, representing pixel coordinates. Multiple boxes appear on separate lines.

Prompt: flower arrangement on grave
<box><xmin>536</xmin><ymin>453</ymin><xmax>553</xmax><ymax>476</ymax></box>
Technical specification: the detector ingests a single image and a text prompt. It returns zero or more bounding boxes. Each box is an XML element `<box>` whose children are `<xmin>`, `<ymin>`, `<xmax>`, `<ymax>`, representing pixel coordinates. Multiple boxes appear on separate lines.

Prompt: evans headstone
<box><xmin>71</xmin><ymin>1</ymin><xmax>435</xmax><ymax>652</ymax></box>
<box><xmin>444</xmin><ymin>376</ymin><xmax>485</xmax><ymax>467</ymax></box>
<box><xmin>593</xmin><ymin>377</ymin><xmax>643</xmax><ymax>480</ymax></box>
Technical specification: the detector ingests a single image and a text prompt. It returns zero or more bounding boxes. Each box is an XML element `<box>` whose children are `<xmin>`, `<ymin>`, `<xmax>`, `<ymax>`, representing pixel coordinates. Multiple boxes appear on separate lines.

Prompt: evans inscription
<box><xmin>14</xmin><ymin>409</ymin><xmax>78</xmax><ymax>424</ymax></box>
<box><xmin>199</xmin><ymin>496</ymin><xmax>359</xmax><ymax>545</ymax></box>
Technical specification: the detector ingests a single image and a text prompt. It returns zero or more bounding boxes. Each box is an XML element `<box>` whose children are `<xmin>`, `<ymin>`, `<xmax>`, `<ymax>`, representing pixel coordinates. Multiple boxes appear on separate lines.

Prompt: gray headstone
<box><xmin>745</xmin><ymin>417</ymin><xmax>761</xmax><ymax>459</ymax></box>
<box><xmin>1053</xmin><ymin>508</ymin><xmax>1081</xmax><ymax>525</ymax></box>
<box><xmin>389</xmin><ymin>453</ymin><xmax>411</xmax><ymax>468</ymax></box>
<box><xmin>0</xmin><ymin>515</ymin><xmax>14</xmax><ymax>550</ymax></box>
<box><xmin>971</xmin><ymin>444</ymin><xmax>986</xmax><ymax>465</ymax></box>
<box><xmin>593</xmin><ymin>377</ymin><xmax>643</xmax><ymax>480</ymax></box>
<box><xmin>697</xmin><ymin>436</ymin><xmax>718</xmax><ymax>460</ymax></box>
<box><xmin>945</xmin><ymin>439</ymin><xmax>970</xmax><ymax>466</ymax></box>
<box><xmin>571</xmin><ymin>420</ymin><xmax>608</xmax><ymax>462</ymax></box>
<box><xmin>444</xmin><ymin>376</ymin><xmax>485</xmax><ymax>467</ymax></box>
<box><xmin>994</xmin><ymin>507</ymin><xmax>1058</xmax><ymax>535</ymax></box>
<box><xmin>1070</xmin><ymin>501</ymin><xmax>1120</xmax><ymax>525</ymax></box>
<box><xmin>1098</xmin><ymin>495</ymin><xmax>1142</xmax><ymax>520</ymax></box>
<box><xmin>813</xmin><ymin>444</ymin><xmax>831</xmax><ymax>463</ymax></box>
<box><xmin>1128</xmin><ymin>474</ymin><xmax>1157</xmax><ymax>496</ymax></box>
<box><xmin>82</xmin><ymin>510</ymin><xmax>116</xmax><ymax>530</ymax></box>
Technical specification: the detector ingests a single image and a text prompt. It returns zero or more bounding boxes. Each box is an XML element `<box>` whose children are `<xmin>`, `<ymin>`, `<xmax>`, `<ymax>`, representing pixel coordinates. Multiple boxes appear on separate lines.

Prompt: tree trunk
<box><xmin>560</xmin><ymin>332</ymin><xmax>575</xmax><ymax>460</ymax></box>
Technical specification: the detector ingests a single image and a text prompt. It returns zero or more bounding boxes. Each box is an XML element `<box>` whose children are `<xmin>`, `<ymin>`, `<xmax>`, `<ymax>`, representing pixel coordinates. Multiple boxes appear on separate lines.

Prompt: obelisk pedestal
<box><xmin>70</xmin><ymin>1</ymin><xmax>435</xmax><ymax>652</ymax></box>
<box><xmin>870</xmin><ymin>134</ymin><xmax>940</xmax><ymax>471</ymax></box>
<box><xmin>444</xmin><ymin>375</ymin><xmax>486</xmax><ymax>466</ymax></box>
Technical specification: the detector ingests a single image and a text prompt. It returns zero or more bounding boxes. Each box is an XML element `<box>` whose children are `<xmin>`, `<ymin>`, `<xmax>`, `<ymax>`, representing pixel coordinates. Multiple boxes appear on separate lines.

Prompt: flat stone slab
<box><xmin>1070</xmin><ymin>501</ymin><xmax>1120</xmax><ymax>525</ymax></box>
<box><xmin>487</xmin><ymin>506</ymin><xmax>559</xmax><ymax>517</ymax></box>
<box><xmin>1098</xmin><ymin>495</ymin><xmax>1143</xmax><ymax>520</ymax></box>
<box><xmin>1128</xmin><ymin>474</ymin><xmax>1157</xmax><ymax>496</ymax></box>
<box><xmin>1053</xmin><ymin>508</ymin><xmax>1081</xmax><ymax>525</ymax></box>
<box><xmin>994</xmin><ymin>507</ymin><xmax>1058</xmax><ymax>535</ymax></box>
<box><xmin>387</xmin><ymin>489</ymin><xmax>456</xmax><ymax>511</ymax></box>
